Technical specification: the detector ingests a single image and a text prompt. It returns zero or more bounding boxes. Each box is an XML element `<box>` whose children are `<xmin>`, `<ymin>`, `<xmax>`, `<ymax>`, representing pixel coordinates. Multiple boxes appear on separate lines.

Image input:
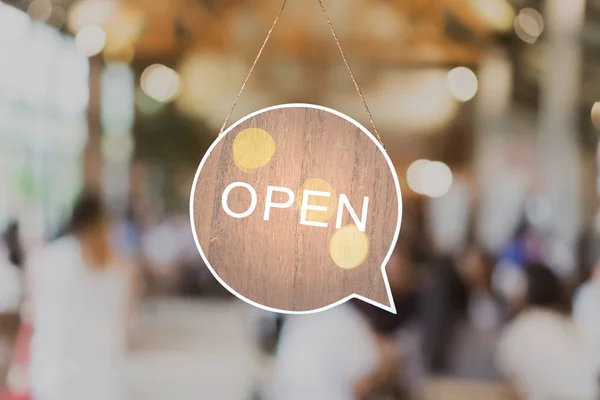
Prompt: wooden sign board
<box><xmin>190</xmin><ymin>104</ymin><xmax>401</xmax><ymax>313</ymax></box>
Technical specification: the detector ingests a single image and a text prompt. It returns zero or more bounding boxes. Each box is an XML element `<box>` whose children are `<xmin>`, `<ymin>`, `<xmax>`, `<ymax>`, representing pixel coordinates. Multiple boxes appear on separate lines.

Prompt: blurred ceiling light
<box><xmin>407</xmin><ymin>159</ymin><xmax>430</xmax><ymax>194</ymax></box>
<box><xmin>68</xmin><ymin>0</ymin><xmax>117</xmax><ymax>33</ymax></box>
<box><xmin>140</xmin><ymin>64</ymin><xmax>181</xmax><ymax>103</ymax></box>
<box><xmin>27</xmin><ymin>0</ymin><xmax>52</xmax><ymax>22</ymax></box>
<box><xmin>514</xmin><ymin>8</ymin><xmax>544</xmax><ymax>44</ymax></box>
<box><xmin>420</xmin><ymin>161</ymin><xmax>453</xmax><ymax>198</ymax></box>
<box><xmin>75</xmin><ymin>25</ymin><xmax>106</xmax><ymax>57</ymax></box>
<box><xmin>102</xmin><ymin>4</ymin><xmax>144</xmax><ymax>55</ymax></box>
<box><xmin>471</xmin><ymin>0</ymin><xmax>516</xmax><ymax>32</ymax></box>
<box><xmin>591</xmin><ymin>102</ymin><xmax>600</xmax><ymax>129</ymax></box>
<box><xmin>47</xmin><ymin>6</ymin><xmax>66</xmax><ymax>28</ymax></box>
<box><xmin>447</xmin><ymin>67</ymin><xmax>478</xmax><ymax>102</ymax></box>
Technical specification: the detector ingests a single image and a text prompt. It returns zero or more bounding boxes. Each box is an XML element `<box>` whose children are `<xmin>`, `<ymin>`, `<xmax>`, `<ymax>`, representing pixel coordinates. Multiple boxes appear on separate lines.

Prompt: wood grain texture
<box><xmin>192</xmin><ymin>105</ymin><xmax>401</xmax><ymax>312</ymax></box>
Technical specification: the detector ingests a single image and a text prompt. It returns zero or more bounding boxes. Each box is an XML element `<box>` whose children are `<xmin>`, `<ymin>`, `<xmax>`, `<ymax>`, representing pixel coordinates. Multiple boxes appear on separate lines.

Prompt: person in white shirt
<box><xmin>496</xmin><ymin>265</ymin><xmax>600</xmax><ymax>400</ymax></box>
<box><xmin>269</xmin><ymin>251</ymin><xmax>406</xmax><ymax>400</ymax></box>
<box><xmin>269</xmin><ymin>304</ymin><xmax>393</xmax><ymax>400</ymax></box>
<box><xmin>28</xmin><ymin>194</ymin><xmax>134</xmax><ymax>400</ymax></box>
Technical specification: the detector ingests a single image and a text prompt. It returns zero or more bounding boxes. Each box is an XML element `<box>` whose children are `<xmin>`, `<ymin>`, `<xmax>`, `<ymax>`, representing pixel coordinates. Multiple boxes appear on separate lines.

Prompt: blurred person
<box><xmin>0</xmin><ymin>222</ymin><xmax>24</xmax><ymax>313</ymax></box>
<box><xmin>269</xmin><ymin>303</ymin><xmax>381</xmax><ymax>400</ymax></box>
<box><xmin>351</xmin><ymin>249</ymin><xmax>425</xmax><ymax>398</ymax></box>
<box><xmin>0</xmin><ymin>222</ymin><xmax>24</xmax><ymax>394</ymax></box>
<box><xmin>175</xmin><ymin>215</ymin><xmax>206</xmax><ymax>296</ymax></box>
<box><xmin>445</xmin><ymin>246</ymin><xmax>506</xmax><ymax>381</ymax></box>
<box><xmin>419</xmin><ymin>254</ymin><xmax>467</xmax><ymax>375</ymax></box>
<box><xmin>492</xmin><ymin>219</ymin><xmax>541</xmax><ymax>314</ymax></box>
<box><xmin>2</xmin><ymin>222</ymin><xmax>24</xmax><ymax>270</ymax></box>
<box><xmin>352</xmin><ymin>250</ymin><xmax>420</xmax><ymax>335</ymax></box>
<box><xmin>491</xmin><ymin>259</ymin><xmax>527</xmax><ymax>316</ymax></box>
<box><xmin>111</xmin><ymin>206</ymin><xmax>141</xmax><ymax>260</ymax></box>
<box><xmin>269</xmin><ymin>249</ymin><xmax>411</xmax><ymax>400</ymax></box>
<box><xmin>457</xmin><ymin>247</ymin><xmax>505</xmax><ymax>332</ymax></box>
<box><xmin>496</xmin><ymin>265</ymin><xmax>600</xmax><ymax>400</ymax></box>
<box><xmin>111</xmin><ymin>206</ymin><xmax>143</xmax><ymax>333</ymax></box>
<box><xmin>140</xmin><ymin>216</ymin><xmax>184</xmax><ymax>294</ymax></box>
<box><xmin>27</xmin><ymin>194</ymin><xmax>134</xmax><ymax>400</ymax></box>
<box><xmin>499</xmin><ymin>219</ymin><xmax>542</xmax><ymax>268</ymax></box>
<box><xmin>573</xmin><ymin>260</ymin><xmax>600</xmax><ymax>341</ymax></box>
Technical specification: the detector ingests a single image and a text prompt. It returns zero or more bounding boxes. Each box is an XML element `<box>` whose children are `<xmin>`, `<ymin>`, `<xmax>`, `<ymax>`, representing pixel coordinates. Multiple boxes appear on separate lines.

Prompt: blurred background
<box><xmin>0</xmin><ymin>0</ymin><xmax>600</xmax><ymax>399</ymax></box>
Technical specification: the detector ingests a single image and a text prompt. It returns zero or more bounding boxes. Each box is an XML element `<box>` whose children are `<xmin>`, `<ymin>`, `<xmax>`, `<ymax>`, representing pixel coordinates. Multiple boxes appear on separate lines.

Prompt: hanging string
<box><xmin>315</xmin><ymin>0</ymin><xmax>383</xmax><ymax>146</ymax></box>
<box><xmin>219</xmin><ymin>0</ymin><xmax>288</xmax><ymax>135</ymax></box>
<box><xmin>220</xmin><ymin>0</ymin><xmax>384</xmax><ymax>148</ymax></box>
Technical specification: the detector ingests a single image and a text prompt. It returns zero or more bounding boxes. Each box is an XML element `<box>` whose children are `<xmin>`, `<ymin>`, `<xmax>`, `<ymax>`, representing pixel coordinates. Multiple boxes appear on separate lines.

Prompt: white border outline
<box><xmin>189</xmin><ymin>104</ymin><xmax>403</xmax><ymax>315</ymax></box>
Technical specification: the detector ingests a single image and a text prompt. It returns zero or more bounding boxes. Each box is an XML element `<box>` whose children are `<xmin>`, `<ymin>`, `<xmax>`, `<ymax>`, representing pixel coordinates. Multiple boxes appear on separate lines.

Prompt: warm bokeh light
<box><xmin>232</xmin><ymin>128</ymin><xmax>275</xmax><ymax>173</ymax></box>
<box><xmin>407</xmin><ymin>159</ymin><xmax>430</xmax><ymax>194</ymax></box>
<box><xmin>297</xmin><ymin>179</ymin><xmax>337</xmax><ymax>223</ymax></box>
<box><xmin>75</xmin><ymin>25</ymin><xmax>106</xmax><ymax>57</ymax></box>
<box><xmin>591</xmin><ymin>102</ymin><xmax>600</xmax><ymax>130</ymax></box>
<box><xmin>102</xmin><ymin>3</ymin><xmax>144</xmax><ymax>60</ymax></box>
<box><xmin>514</xmin><ymin>8</ymin><xmax>544</xmax><ymax>44</ymax></box>
<box><xmin>471</xmin><ymin>0</ymin><xmax>515</xmax><ymax>32</ymax></box>
<box><xmin>420</xmin><ymin>161</ymin><xmax>453</xmax><ymax>198</ymax></box>
<box><xmin>329</xmin><ymin>224</ymin><xmax>370</xmax><ymax>270</ymax></box>
<box><xmin>27</xmin><ymin>0</ymin><xmax>52</xmax><ymax>22</ymax></box>
<box><xmin>68</xmin><ymin>0</ymin><xmax>116</xmax><ymax>33</ymax></box>
<box><xmin>447</xmin><ymin>67</ymin><xmax>478</xmax><ymax>102</ymax></box>
<box><xmin>176</xmin><ymin>53</ymin><xmax>275</xmax><ymax>129</ymax></box>
<box><xmin>140</xmin><ymin>64</ymin><xmax>181</xmax><ymax>103</ymax></box>
<box><xmin>327</xmin><ymin>69</ymin><xmax>460</xmax><ymax>134</ymax></box>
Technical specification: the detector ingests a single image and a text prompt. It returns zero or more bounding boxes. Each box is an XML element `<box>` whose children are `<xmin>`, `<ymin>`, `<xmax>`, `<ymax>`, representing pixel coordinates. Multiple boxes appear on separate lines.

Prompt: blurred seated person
<box><xmin>496</xmin><ymin>265</ymin><xmax>600</xmax><ymax>400</ymax></box>
<box><xmin>269</xmin><ymin>249</ymin><xmax>413</xmax><ymax>400</ymax></box>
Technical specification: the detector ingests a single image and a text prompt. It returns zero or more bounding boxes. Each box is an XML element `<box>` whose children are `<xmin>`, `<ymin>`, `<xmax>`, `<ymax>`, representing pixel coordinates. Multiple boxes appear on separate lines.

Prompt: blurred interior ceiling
<box><xmin>4</xmin><ymin>0</ymin><xmax>509</xmax><ymax>63</ymax></box>
<box><xmin>3</xmin><ymin>0</ymin><xmax>599</xmax><ymax>139</ymax></box>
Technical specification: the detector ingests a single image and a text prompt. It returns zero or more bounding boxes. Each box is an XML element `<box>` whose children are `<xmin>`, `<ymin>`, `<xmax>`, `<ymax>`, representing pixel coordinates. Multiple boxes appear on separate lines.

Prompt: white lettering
<box><xmin>336</xmin><ymin>194</ymin><xmax>369</xmax><ymax>232</ymax></box>
<box><xmin>264</xmin><ymin>186</ymin><xmax>295</xmax><ymax>221</ymax></box>
<box><xmin>300</xmin><ymin>190</ymin><xmax>330</xmax><ymax>228</ymax></box>
<box><xmin>222</xmin><ymin>182</ymin><xmax>258</xmax><ymax>219</ymax></box>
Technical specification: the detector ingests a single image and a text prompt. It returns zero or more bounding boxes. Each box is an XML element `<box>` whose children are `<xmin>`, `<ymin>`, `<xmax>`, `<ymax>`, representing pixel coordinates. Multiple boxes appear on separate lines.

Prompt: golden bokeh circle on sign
<box><xmin>296</xmin><ymin>178</ymin><xmax>337</xmax><ymax>223</ymax></box>
<box><xmin>330</xmin><ymin>224</ymin><xmax>370</xmax><ymax>270</ymax></box>
<box><xmin>232</xmin><ymin>127</ymin><xmax>276</xmax><ymax>172</ymax></box>
<box><xmin>190</xmin><ymin>104</ymin><xmax>402</xmax><ymax>313</ymax></box>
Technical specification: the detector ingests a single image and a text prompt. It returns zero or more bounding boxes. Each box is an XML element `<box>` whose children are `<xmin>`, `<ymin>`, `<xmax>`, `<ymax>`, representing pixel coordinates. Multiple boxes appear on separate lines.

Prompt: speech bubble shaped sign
<box><xmin>190</xmin><ymin>104</ymin><xmax>402</xmax><ymax>314</ymax></box>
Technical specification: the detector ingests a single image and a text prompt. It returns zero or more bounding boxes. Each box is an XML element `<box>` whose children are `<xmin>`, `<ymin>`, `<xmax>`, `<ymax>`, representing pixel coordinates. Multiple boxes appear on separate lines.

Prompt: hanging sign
<box><xmin>190</xmin><ymin>104</ymin><xmax>401</xmax><ymax>313</ymax></box>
